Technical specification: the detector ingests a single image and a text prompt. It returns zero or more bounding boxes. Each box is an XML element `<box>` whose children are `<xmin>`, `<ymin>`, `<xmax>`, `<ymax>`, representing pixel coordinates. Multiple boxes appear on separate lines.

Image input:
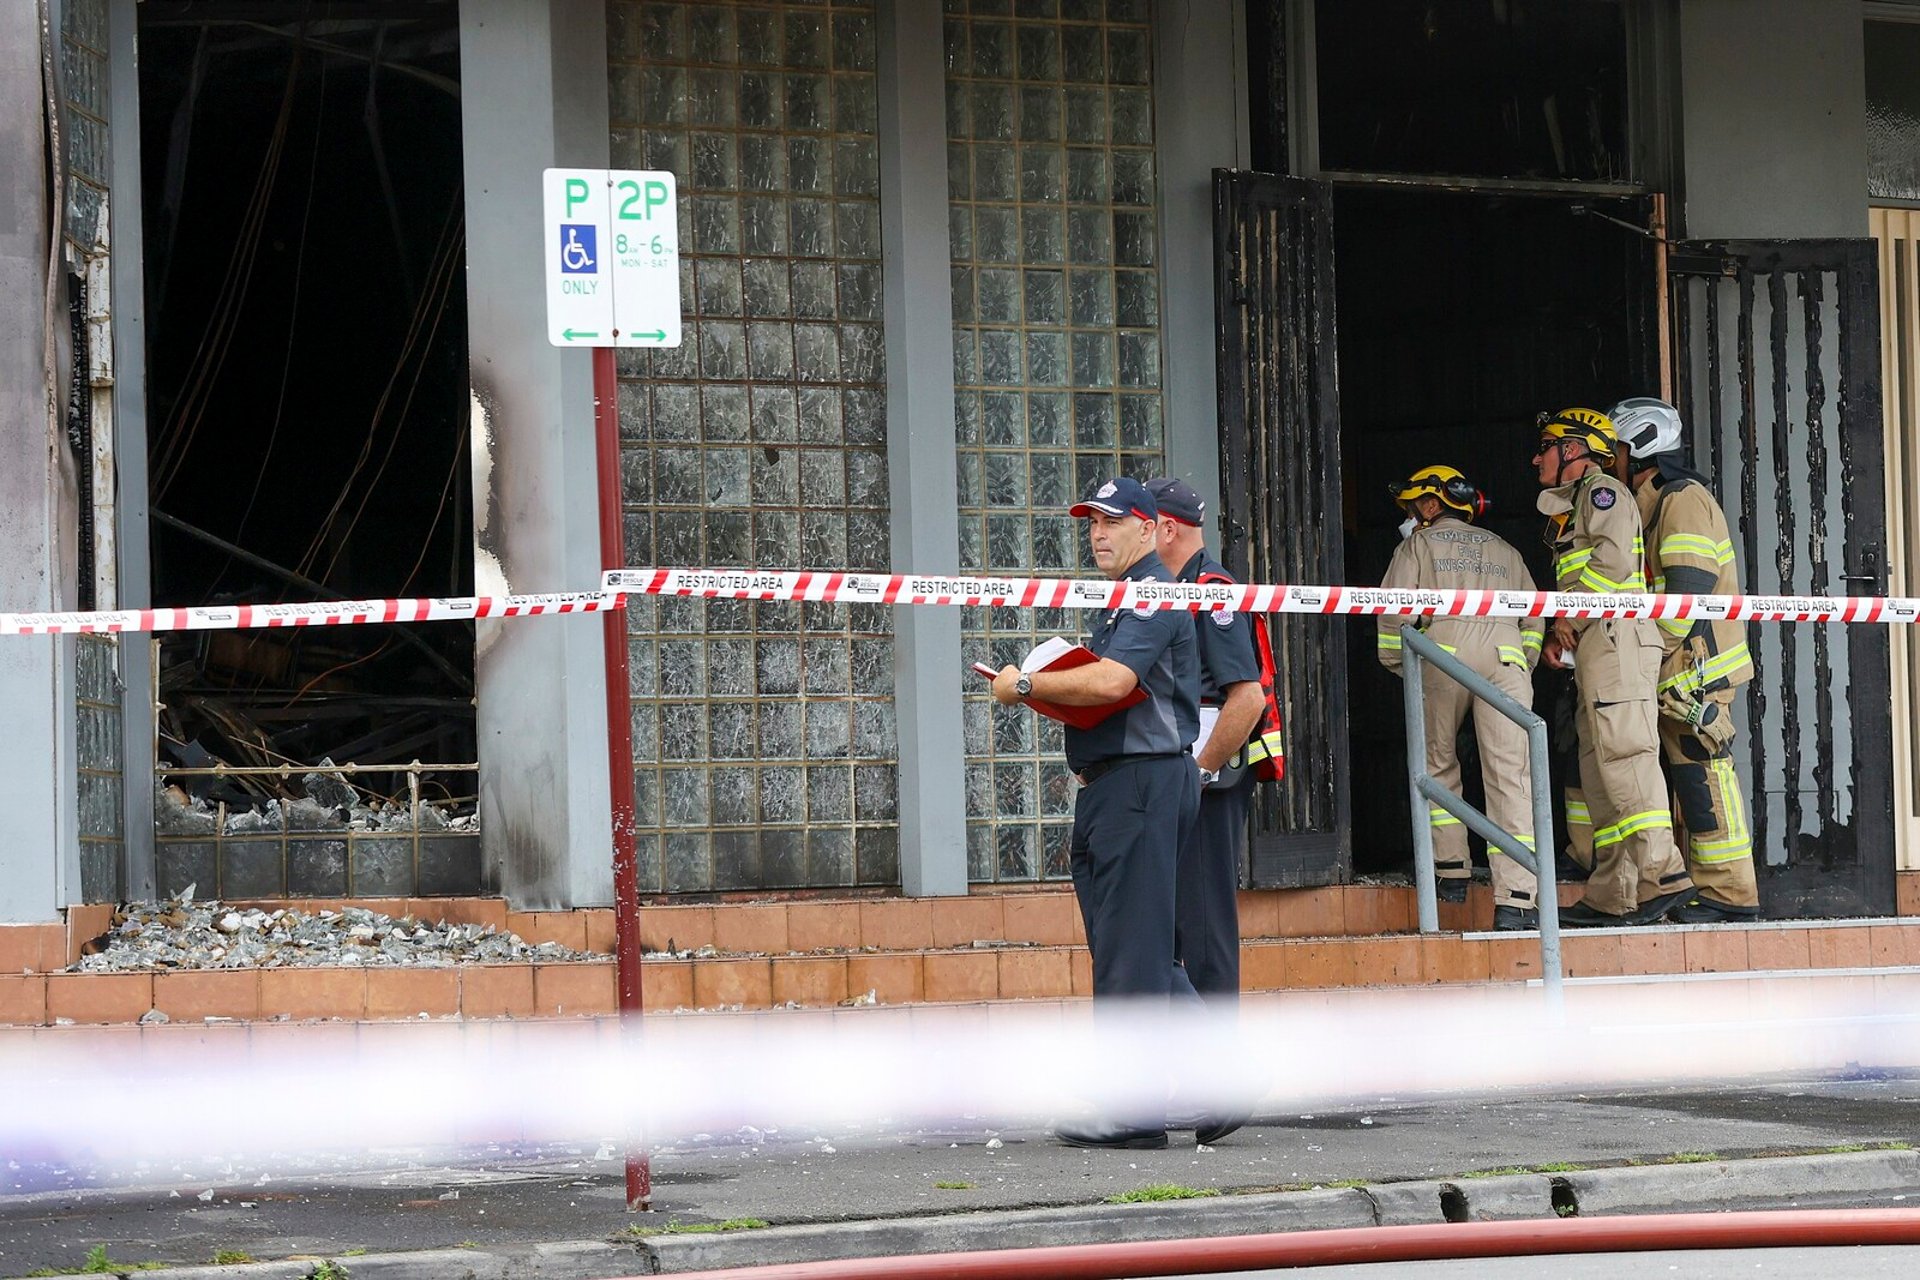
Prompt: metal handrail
<box><xmin>1398</xmin><ymin>624</ymin><xmax>1563</xmax><ymax>1009</ymax></box>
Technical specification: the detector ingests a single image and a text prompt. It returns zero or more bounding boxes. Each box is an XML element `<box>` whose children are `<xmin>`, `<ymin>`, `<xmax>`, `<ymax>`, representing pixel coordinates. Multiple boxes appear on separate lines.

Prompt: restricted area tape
<box><xmin>6</xmin><ymin>573</ymin><xmax>1920</xmax><ymax>636</ymax></box>
<box><xmin>0</xmin><ymin>592</ymin><xmax>615</xmax><ymax>637</ymax></box>
<box><xmin>604</xmin><ymin>568</ymin><xmax>1920</xmax><ymax>626</ymax></box>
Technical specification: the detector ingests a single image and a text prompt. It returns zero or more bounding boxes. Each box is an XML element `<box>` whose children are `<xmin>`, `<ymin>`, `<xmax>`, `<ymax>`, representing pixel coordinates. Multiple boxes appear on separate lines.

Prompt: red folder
<box><xmin>970</xmin><ymin>639</ymin><xmax>1147</xmax><ymax>730</ymax></box>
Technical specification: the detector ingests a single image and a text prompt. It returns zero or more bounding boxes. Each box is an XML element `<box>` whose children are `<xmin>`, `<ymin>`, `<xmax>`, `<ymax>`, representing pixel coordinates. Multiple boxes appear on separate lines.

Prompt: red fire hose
<box><xmin>622</xmin><ymin>1209</ymin><xmax>1920</xmax><ymax>1280</ymax></box>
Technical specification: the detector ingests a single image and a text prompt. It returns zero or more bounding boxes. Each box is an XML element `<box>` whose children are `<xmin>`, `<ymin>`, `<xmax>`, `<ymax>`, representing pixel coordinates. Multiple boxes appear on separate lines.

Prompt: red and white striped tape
<box><xmin>0</xmin><ymin>592</ymin><xmax>615</xmax><ymax>637</ymax></box>
<box><xmin>603</xmin><ymin>568</ymin><xmax>1920</xmax><ymax>626</ymax></box>
<box><xmin>4</xmin><ymin>572</ymin><xmax>1919</xmax><ymax>636</ymax></box>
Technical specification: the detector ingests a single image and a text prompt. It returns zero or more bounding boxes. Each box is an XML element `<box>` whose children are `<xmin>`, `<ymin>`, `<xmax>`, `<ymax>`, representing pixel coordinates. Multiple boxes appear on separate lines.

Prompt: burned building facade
<box><xmin>2</xmin><ymin>0</ymin><xmax>1918</xmax><ymax>922</ymax></box>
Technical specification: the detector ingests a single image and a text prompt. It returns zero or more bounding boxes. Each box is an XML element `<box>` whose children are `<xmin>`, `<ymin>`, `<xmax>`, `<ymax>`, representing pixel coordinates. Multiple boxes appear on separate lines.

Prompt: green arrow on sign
<box><xmin>630</xmin><ymin>330</ymin><xmax>667</xmax><ymax>341</ymax></box>
<box><xmin>563</xmin><ymin>328</ymin><xmax>600</xmax><ymax>341</ymax></box>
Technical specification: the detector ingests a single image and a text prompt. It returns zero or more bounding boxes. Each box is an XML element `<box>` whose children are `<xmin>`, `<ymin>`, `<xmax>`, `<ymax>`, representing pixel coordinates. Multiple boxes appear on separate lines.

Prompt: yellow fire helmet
<box><xmin>1536</xmin><ymin>407</ymin><xmax>1620</xmax><ymax>462</ymax></box>
<box><xmin>1389</xmin><ymin>464</ymin><xmax>1487</xmax><ymax>522</ymax></box>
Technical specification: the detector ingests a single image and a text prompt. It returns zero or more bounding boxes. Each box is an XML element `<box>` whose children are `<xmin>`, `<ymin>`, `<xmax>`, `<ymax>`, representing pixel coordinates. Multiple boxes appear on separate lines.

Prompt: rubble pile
<box><xmin>73</xmin><ymin>888</ymin><xmax>588</xmax><ymax>972</ymax></box>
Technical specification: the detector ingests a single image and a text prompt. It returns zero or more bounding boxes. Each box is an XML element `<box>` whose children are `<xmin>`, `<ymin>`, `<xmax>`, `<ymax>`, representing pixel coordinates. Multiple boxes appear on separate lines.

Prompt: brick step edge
<box><xmin>10</xmin><ymin>916</ymin><xmax>1920</xmax><ymax>1026</ymax></box>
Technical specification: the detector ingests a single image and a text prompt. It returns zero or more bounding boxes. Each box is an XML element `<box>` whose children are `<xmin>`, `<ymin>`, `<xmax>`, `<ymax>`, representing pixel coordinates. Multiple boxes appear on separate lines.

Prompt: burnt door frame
<box><xmin>1668</xmin><ymin>238</ymin><xmax>1896</xmax><ymax>916</ymax></box>
<box><xmin>1213</xmin><ymin>168</ymin><xmax>1351</xmax><ymax>888</ymax></box>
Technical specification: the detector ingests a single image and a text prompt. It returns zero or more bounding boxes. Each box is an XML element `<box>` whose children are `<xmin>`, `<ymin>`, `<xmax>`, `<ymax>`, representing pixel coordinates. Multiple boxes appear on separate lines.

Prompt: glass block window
<box><xmin>609</xmin><ymin>0</ymin><xmax>899</xmax><ymax>894</ymax></box>
<box><xmin>944</xmin><ymin>0</ymin><xmax>1165</xmax><ymax>882</ymax></box>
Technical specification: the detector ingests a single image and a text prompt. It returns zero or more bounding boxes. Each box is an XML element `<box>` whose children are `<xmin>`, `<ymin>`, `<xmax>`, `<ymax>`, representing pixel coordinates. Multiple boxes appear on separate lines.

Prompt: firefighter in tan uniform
<box><xmin>1378</xmin><ymin>467</ymin><xmax>1544</xmax><ymax>931</ymax></box>
<box><xmin>1610</xmin><ymin>397</ymin><xmax>1761</xmax><ymax>922</ymax></box>
<box><xmin>1534</xmin><ymin>409</ymin><xmax>1696</xmax><ymax>926</ymax></box>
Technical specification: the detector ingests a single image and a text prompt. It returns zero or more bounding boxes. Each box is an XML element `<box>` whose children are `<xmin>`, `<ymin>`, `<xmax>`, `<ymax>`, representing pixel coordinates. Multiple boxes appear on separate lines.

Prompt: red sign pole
<box><xmin>592</xmin><ymin>345</ymin><xmax>650</xmax><ymax>1210</ymax></box>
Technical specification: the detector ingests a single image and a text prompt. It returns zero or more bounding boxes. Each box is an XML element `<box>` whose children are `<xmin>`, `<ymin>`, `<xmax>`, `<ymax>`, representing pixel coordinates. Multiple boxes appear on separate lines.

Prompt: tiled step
<box><xmin>7</xmin><ymin>879</ymin><xmax>1920</xmax><ymax>1027</ymax></box>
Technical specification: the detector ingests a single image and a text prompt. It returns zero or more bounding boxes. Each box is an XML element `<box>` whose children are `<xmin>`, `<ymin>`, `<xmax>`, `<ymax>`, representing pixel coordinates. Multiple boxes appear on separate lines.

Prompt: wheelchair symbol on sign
<box><xmin>559</xmin><ymin>224</ymin><xmax>597</xmax><ymax>274</ymax></box>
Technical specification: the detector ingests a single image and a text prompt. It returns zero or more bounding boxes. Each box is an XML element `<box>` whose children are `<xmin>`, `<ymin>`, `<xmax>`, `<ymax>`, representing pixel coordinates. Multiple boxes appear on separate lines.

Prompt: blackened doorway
<box><xmin>1332</xmin><ymin>184</ymin><xmax>1658</xmax><ymax>874</ymax></box>
<box><xmin>137</xmin><ymin>3</ymin><xmax>476</xmax><ymax>875</ymax></box>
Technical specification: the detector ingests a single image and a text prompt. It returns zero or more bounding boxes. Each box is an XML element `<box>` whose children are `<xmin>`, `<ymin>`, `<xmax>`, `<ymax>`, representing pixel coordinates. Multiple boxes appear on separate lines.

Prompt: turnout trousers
<box><xmin>1417</xmin><ymin>630</ymin><xmax>1539</xmax><ymax>912</ymax></box>
<box><xmin>1660</xmin><ymin>688</ymin><xmax>1760</xmax><ymax>912</ymax></box>
<box><xmin>1566</xmin><ymin>619</ymin><xmax>1693</xmax><ymax>916</ymax></box>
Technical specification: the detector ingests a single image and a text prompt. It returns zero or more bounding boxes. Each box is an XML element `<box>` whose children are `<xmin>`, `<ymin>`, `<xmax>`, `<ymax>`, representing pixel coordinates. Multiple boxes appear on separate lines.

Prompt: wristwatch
<box><xmin>1014</xmin><ymin>673</ymin><xmax>1033</xmax><ymax>698</ymax></box>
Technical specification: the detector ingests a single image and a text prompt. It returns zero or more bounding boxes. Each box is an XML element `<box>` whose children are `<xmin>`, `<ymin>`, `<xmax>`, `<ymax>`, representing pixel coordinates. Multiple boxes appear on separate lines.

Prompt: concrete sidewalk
<box><xmin>4</xmin><ymin>1073</ymin><xmax>1919</xmax><ymax>1278</ymax></box>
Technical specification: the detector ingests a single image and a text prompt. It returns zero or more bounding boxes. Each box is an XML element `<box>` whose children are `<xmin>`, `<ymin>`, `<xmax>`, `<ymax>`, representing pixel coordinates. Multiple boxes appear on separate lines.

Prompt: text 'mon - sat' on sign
<box><xmin>542</xmin><ymin>168</ymin><xmax>683</xmax><ymax>348</ymax></box>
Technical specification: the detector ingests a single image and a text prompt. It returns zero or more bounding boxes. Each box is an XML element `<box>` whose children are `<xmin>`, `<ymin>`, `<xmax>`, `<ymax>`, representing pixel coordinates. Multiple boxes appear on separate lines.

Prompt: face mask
<box><xmin>1397</xmin><ymin>516</ymin><xmax>1418</xmax><ymax>541</ymax></box>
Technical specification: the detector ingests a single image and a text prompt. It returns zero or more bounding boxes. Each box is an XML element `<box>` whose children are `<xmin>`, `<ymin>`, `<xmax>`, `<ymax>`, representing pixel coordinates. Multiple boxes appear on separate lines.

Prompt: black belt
<box><xmin>1078</xmin><ymin>750</ymin><xmax>1189</xmax><ymax>786</ymax></box>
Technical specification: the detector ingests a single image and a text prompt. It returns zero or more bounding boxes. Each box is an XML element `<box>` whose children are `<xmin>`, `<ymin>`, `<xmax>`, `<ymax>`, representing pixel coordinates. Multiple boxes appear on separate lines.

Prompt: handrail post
<box><xmin>1397</xmin><ymin>623</ymin><xmax>1563</xmax><ymax>1007</ymax></box>
<box><xmin>1401</xmin><ymin>628</ymin><xmax>1439</xmax><ymax>934</ymax></box>
<box><xmin>1529</xmin><ymin>719</ymin><xmax>1565</xmax><ymax>1017</ymax></box>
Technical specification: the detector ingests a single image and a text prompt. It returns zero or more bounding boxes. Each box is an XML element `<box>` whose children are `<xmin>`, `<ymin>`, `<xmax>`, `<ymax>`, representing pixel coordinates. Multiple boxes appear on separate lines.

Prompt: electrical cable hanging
<box><xmin>152</xmin><ymin>31</ymin><xmax>307</xmax><ymax>501</ymax></box>
<box><xmin>289</xmin><ymin>186</ymin><xmax>464</xmax><ymax>589</ymax></box>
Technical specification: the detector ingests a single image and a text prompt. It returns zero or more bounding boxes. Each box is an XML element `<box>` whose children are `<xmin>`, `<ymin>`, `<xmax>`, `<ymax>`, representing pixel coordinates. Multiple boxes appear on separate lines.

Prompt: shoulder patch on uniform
<box><xmin>1209</xmin><ymin>609</ymin><xmax>1235</xmax><ymax>628</ymax></box>
<box><xmin>1130</xmin><ymin>575</ymin><xmax>1157</xmax><ymax>618</ymax></box>
<box><xmin>1590</xmin><ymin>485</ymin><xmax>1616</xmax><ymax>510</ymax></box>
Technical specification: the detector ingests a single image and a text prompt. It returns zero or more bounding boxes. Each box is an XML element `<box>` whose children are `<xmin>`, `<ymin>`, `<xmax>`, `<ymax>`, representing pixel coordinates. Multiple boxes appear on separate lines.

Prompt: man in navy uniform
<box><xmin>1145</xmin><ymin>479</ymin><xmax>1264</xmax><ymax>1010</ymax></box>
<box><xmin>992</xmin><ymin>476</ymin><xmax>1200</xmax><ymax>1150</ymax></box>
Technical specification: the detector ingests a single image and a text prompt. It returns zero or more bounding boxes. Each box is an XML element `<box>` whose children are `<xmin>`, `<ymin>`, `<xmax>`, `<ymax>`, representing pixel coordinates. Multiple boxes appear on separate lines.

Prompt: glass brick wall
<box><xmin>944</xmin><ymin>0</ymin><xmax>1165</xmax><ymax>882</ymax></box>
<box><xmin>609</xmin><ymin>0</ymin><xmax>901</xmax><ymax>893</ymax></box>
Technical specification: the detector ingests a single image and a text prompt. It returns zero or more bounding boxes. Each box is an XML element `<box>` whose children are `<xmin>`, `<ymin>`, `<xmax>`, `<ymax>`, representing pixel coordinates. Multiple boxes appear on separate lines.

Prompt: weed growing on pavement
<box><xmin>1319</xmin><ymin>1179</ymin><xmax>1367</xmax><ymax>1189</ymax></box>
<box><xmin>212</xmin><ymin>1250</ymin><xmax>255</xmax><ymax>1265</ymax></box>
<box><xmin>630</xmin><ymin>1218</ymin><xmax>772</xmax><ymax>1235</ymax></box>
<box><xmin>341</xmin><ymin>1248</ymin><xmax>369</xmax><ymax>1257</ymax></box>
<box><xmin>25</xmin><ymin>1244</ymin><xmax>164</xmax><ymax>1275</ymax></box>
<box><xmin>1106</xmin><ymin>1184</ymin><xmax>1222</xmax><ymax>1204</ymax></box>
<box><xmin>1661</xmin><ymin>1152</ymin><xmax>1719</xmax><ymax>1164</ymax></box>
<box><xmin>933</xmin><ymin>1181</ymin><xmax>976</xmax><ymax>1189</ymax></box>
<box><xmin>1458</xmin><ymin>1167</ymin><xmax>1529</xmax><ymax>1179</ymax></box>
<box><xmin>1883</xmin><ymin>1141</ymin><xmax>1913</xmax><ymax>1150</ymax></box>
<box><xmin>1530</xmin><ymin>1162</ymin><xmax>1583</xmax><ymax>1172</ymax></box>
<box><xmin>308</xmin><ymin>1261</ymin><xmax>350</xmax><ymax>1280</ymax></box>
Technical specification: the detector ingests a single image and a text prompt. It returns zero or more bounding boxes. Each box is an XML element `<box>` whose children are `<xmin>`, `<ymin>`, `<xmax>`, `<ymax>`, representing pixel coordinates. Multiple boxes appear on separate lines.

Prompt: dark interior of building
<box><xmin>1333</xmin><ymin>186</ymin><xmax>1656</xmax><ymax>873</ymax></box>
<box><xmin>137</xmin><ymin>1</ymin><xmax>473</xmax><ymax>808</ymax></box>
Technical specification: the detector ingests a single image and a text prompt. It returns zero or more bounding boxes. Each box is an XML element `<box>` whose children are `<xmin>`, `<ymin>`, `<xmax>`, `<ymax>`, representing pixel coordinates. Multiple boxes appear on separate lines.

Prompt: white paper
<box><xmin>1196</xmin><ymin>704</ymin><xmax>1221</xmax><ymax>751</ymax></box>
<box><xmin>1020</xmin><ymin>636</ymin><xmax>1079</xmax><ymax>674</ymax></box>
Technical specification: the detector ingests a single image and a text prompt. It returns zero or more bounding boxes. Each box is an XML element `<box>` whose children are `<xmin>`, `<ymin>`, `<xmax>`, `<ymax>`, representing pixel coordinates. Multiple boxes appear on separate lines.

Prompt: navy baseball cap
<box><xmin>1069</xmin><ymin>477</ymin><xmax>1158</xmax><ymax>521</ymax></box>
<box><xmin>1145</xmin><ymin>477</ymin><xmax>1205</xmax><ymax>526</ymax></box>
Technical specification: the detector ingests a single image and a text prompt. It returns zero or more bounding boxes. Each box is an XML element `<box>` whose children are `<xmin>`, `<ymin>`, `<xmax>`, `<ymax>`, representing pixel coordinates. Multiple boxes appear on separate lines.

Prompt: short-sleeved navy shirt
<box><xmin>1177</xmin><ymin>548</ymin><xmax>1262</xmax><ymax>702</ymax></box>
<box><xmin>1064</xmin><ymin>552</ymin><xmax>1200</xmax><ymax>773</ymax></box>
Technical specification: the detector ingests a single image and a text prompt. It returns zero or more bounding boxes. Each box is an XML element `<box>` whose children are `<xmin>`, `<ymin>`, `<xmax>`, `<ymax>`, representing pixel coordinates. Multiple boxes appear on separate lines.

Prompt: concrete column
<box><xmin>1676</xmin><ymin>0</ymin><xmax>1868</xmax><ymax>239</ymax></box>
<box><xmin>0</xmin><ymin>6</ymin><xmax>81</xmax><ymax>922</ymax></box>
<box><xmin>110</xmin><ymin>0</ymin><xmax>155</xmax><ymax>898</ymax></box>
<box><xmin>1154</xmin><ymin>0</ymin><xmax>1248</xmax><ymax>542</ymax></box>
<box><xmin>879</xmin><ymin>2</ymin><xmax>966</xmax><ymax>897</ymax></box>
<box><xmin>461</xmin><ymin>0</ymin><xmax>614</xmax><ymax>909</ymax></box>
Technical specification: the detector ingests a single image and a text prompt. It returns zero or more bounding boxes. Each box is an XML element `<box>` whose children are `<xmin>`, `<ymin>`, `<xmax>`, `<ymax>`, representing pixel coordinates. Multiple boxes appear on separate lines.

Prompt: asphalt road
<box><xmin>4</xmin><ymin>1072</ymin><xmax>1919</xmax><ymax>1275</ymax></box>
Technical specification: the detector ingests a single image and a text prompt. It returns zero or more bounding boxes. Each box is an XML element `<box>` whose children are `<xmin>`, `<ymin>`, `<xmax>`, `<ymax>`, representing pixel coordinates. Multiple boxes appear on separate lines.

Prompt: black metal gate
<box><xmin>1668</xmin><ymin>239</ymin><xmax>1895</xmax><ymax>916</ymax></box>
<box><xmin>1212</xmin><ymin>169</ymin><xmax>1350</xmax><ymax>888</ymax></box>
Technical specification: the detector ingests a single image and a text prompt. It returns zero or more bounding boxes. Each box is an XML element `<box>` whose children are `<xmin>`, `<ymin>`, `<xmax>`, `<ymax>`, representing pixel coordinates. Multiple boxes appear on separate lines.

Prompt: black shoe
<box><xmin>1056</xmin><ymin>1119</ymin><xmax>1169</xmax><ymax>1150</ymax></box>
<box><xmin>1626</xmin><ymin>888</ymin><xmax>1694</xmax><ymax>925</ymax></box>
<box><xmin>1194</xmin><ymin>1112</ymin><xmax>1250</xmax><ymax>1145</ymax></box>
<box><xmin>1492</xmin><ymin>906</ymin><xmax>1538</xmax><ymax>931</ymax></box>
<box><xmin>1437</xmin><ymin>879</ymin><xmax>1469</xmax><ymax>904</ymax></box>
<box><xmin>1665</xmin><ymin>896</ymin><xmax>1758</xmax><ymax>924</ymax></box>
<box><xmin>1558</xmin><ymin>899</ymin><xmax>1631</xmax><ymax>928</ymax></box>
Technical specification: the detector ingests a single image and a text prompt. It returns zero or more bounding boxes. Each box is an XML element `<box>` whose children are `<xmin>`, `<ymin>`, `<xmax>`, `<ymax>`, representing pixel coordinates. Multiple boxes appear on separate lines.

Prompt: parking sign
<box><xmin>542</xmin><ymin>169</ymin><xmax>682</xmax><ymax>348</ymax></box>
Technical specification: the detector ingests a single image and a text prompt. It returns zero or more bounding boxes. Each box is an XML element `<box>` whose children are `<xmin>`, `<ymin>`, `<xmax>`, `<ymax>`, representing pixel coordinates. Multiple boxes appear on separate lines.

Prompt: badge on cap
<box><xmin>1591</xmin><ymin>486</ymin><xmax>1615</xmax><ymax>510</ymax></box>
<box><xmin>1097</xmin><ymin>481</ymin><xmax>1118</xmax><ymax>499</ymax></box>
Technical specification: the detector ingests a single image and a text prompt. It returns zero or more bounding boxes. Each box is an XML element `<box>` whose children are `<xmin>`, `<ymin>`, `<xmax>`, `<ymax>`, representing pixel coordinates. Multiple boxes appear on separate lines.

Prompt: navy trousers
<box><xmin>1175</xmin><ymin>777</ymin><xmax>1248</xmax><ymax>1005</ymax></box>
<box><xmin>1069</xmin><ymin>755</ymin><xmax>1200</xmax><ymax>1000</ymax></box>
